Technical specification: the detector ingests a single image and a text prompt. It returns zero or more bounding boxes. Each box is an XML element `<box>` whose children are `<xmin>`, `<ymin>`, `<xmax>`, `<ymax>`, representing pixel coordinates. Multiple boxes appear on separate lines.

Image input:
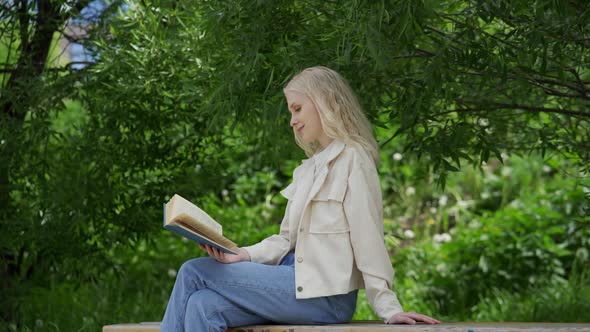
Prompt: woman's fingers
<box><xmin>387</xmin><ymin>312</ymin><xmax>441</xmax><ymax>325</ymax></box>
<box><xmin>205</xmin><ymin>245</ymin><xmax>216</xmax><ymax>259</ymax></box>
<box><xmin>213</xmin><ymin>247</ymin><xmax>225</xmax><ymax>261</ymax></box>
<box><xmin>405</xmin><ymin>312</ymin><xmax>440</xmax><ymax>324</ymax></box>
<box><xmin>207</xmin><ymin>245</ymin><xmax>227</xmax><ymax>262</ymax></box>
<box><xmin>211</xmin><ymin>247</ymin><xmax>221</xmax><ymax>260</ymax></box>
<box><xmin>200</xmin><ymin>244</ymin><xmax>233</xmax><ymax>263</ymax></box>
<box><xmin>394</xmin><ymin>315</ymin><xmax>416</xmax><ymax>325</ymax></box>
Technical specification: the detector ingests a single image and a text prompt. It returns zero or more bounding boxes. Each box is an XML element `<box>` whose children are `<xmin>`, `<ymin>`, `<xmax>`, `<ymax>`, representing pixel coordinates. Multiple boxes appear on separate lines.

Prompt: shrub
<box><xmin>395</xmin><ymin>189</ymin><xmax>589</xmax><ymax>317</ymax></box>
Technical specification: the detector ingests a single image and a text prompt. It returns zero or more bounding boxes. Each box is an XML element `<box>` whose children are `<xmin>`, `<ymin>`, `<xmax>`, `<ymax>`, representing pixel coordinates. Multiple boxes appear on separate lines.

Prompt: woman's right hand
<box><xmin>199</xmin><ymin>244</ymin><xmax>251</xmax><ymax>264</ymax></box>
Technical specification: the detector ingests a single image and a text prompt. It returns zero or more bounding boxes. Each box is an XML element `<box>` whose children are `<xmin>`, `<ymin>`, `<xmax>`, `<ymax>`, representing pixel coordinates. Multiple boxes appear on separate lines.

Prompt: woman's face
<box><xmin>284</xmin><ymin>90</ymin><xmax>332</xmax><ymax>148</ymax></box>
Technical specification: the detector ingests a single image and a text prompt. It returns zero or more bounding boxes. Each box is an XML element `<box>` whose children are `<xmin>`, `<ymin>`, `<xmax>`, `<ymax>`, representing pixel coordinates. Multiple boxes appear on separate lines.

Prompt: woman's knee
<box><xmin>177</xmin><ymin>257</ymin><xmax>214</xmax><ymax>279</ymax></box>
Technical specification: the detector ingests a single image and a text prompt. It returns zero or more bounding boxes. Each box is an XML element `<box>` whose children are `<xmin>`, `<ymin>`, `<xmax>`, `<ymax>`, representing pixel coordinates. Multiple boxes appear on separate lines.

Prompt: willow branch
<box><xmin>441</xmin><ymin>101</ymin><xmax>590</xmax><ymax>119</ymax></box>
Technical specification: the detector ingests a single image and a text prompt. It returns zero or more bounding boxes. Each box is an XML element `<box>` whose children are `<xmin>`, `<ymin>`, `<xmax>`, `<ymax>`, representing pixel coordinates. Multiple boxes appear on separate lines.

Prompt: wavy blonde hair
<box><xmin>284</xmin><ymin>66</ymin><xmax>380</xmax><ymax>165</ymax></box>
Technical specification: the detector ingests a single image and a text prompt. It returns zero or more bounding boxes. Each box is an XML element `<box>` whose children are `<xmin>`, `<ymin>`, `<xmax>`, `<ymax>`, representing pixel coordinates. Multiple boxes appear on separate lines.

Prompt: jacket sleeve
<box><xmin>344</xmin><ymin>161</ymin><xmax>404</xmax><ymax>321</ymax></box>
<box><xmin>242</xmin><ymin>184</ymin><xmax>294</xmax><ymax>265</ymax></box>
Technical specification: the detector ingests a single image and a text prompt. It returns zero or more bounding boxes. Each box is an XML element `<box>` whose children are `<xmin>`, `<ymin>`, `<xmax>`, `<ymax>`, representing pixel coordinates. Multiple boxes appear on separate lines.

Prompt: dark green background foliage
<box><xmin>0</xmin><ymin>0</ymin><xmax>589</xmax><ymax>330</ymax></box>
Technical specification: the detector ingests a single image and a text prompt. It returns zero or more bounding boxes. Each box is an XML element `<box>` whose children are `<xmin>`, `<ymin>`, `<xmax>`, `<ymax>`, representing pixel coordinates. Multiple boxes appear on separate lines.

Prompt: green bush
<box><xmin>395</xmin><ymin>189</ymin><xmax>589</xmax><ymax>317</ymax></box>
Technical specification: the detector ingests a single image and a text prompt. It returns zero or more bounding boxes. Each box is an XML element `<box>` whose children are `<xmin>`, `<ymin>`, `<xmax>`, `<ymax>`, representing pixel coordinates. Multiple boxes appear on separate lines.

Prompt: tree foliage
<box><xmin>167</xmin><ymin>0</ymin><xmax>590</xmax><ymax>178</ymax></box>
<box><xmin>0</xmin><ymin>0</ymin><xmax>124</xmax><ymax>320</ymax></box>
<box><xmin>1</xmin><ymin>0</ymin><xmax>589</xmax><ymax>323</ymax></box>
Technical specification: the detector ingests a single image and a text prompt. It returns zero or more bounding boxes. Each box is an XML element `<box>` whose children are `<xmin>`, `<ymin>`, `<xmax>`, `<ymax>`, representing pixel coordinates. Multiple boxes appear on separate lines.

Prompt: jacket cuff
<box><xmin>241</xmin><ymin>244</ymin><xmax>266</xmax><ymax>264</ymax></box>
<box><xmin>378</xmin><ymin>303</ymin><xmax>404</xmax><ymax>322</ymax></box>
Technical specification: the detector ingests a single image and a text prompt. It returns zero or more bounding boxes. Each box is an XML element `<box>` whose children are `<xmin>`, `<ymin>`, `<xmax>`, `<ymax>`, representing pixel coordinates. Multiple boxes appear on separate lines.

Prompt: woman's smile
<box><xmin>285</xmin><ymin>90</ymin><xmax>332</xmax><ymax>148</ymax></box>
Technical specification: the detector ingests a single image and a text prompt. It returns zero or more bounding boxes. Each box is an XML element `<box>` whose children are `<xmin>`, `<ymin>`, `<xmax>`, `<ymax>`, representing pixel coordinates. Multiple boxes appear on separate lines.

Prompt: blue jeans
<box><xmin>161</xmin><ymin>252</ymin><xmax>358</xmax><ymax>331</ymax></box>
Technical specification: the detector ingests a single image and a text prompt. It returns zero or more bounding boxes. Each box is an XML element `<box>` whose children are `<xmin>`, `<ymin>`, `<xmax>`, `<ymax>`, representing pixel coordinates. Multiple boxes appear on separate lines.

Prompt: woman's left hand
<box><xmin>386</xmin><ymin>312</ymin><xmax>441</xmax><ymax>325</ymax></box>
<box><xmin>199</xmin><ymin>244</ymin><xmax>250</xmax><ymax>264</ymax></box>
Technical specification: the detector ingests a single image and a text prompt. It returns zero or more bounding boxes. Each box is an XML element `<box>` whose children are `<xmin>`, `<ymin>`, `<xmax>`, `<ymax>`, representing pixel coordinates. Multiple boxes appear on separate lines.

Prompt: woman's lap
<box><xmin>178</xmin><ymin>254</ymin><xmax>357</xmax><ymax>325</ymax></box>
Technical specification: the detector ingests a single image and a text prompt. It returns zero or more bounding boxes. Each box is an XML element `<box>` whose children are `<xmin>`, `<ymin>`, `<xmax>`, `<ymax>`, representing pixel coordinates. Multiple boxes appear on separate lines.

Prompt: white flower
<box><xmin>393</xmin><ymin>153</ymin><xmax>403</xmax><ymax>161</ymax></box>
<box><xmin>439</xmin><ymin>195</ymin><xmax>448</xmax><ymax>206</ymax></box>
<box><xmin>481</xmin><ymin>192</ymin><xmax>490</xmax><ymax>199</ymax></box>
<box><xmin>478</xmin><ymin>118</ymin><xmax>490</xmax><ymax>127</ymax></box>
<box><xmin>221</xmin><ymin>189</ymin><xmax>229</xmax><ymax>197</ymax></box>
<box><xmin>457</xmin><ymin>200</ymin><xmax>469</xmax><ymax>209</ymax></box>
<box><xmin>485</xmin><ymin>127</ymin><xmax>494</xmax><ymax>134</ymax></box>
<box><xmin>429</xmin><ymin>207</ymin><xmax>437</xmax><ymax>214</ymax></box>
<box><xmin>440</xmin><ymin>233</ymin><xmax>452</xmax><ymax>242</ymax></box>
<box><xmin>405</xmin><ymin>186</ymin><xmax>416</xmax><ymax>196</ymax></box>
<box><xmin>500</xmin><ymin>152</ymin><xmax>509</xmax><ymax>161</ymax></box>
<box><xmin>0</xmin><ymin>139</ymin><xmax>4</xmax><ymax>145</ymax></box>
<box><xmin>434</xmin><ymin>233</ymin><xmax>451</xmax><ymax>243</ymax></box>
<box><xmin>543</xmin><ymin>165</ymin><xmax>551</xmax><ymax>173</ymax></box>
<box><xmin>167</xmin><ymin>269</ymin><xmax>177</xmax><ymax>278</ymax></box>
<box><xmin>501</xmin><ymin>166</ymin><xmax>512</xmax><ymax>177</ymax></box>
<box><xmin>509</xmin><ymin>199</ymin><xmax>524</xmax><ymax>209</ymax></box>
<box><xmin>403</xmin><ymin>229</ymin><xmax>415</xmax><ymax>239</ymax></box>
<box><xmin>469</xmin><ymin>219</ymin><xmax>481</xmax><ymax>229</ymax></box>
<box><xmin>436</xmin><ymin>263</ymin><xmax>447</xmax><ymax>273</ymax></box>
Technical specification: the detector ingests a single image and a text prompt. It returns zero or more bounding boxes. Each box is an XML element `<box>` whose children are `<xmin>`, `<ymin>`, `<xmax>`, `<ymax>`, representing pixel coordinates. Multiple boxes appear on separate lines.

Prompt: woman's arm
<box><xmin>201</xmin><ymin>208</ymin><xmax>291</xmax><ymax>264</ymax></box>
<box><xmin>344</xmin><ymin>161</ymin><xmax>439</xmax><ymax>324</ymax></box>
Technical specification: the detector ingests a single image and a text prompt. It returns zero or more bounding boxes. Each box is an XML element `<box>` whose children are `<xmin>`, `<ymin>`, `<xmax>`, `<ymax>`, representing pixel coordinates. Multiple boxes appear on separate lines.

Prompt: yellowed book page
<box><xmin>172</xmin><ymin>214</ymin><xmax>238</xmax><ymax>250</ymax></box>
<box><xmin>168</xmin><ymin>194</ymin><xmax>222</xmax><ymax>234</ymax></box>
<box><xmin>172</xmin><ymin>215</ymin><xmax>237</xmax><ymax>249</ymax></box>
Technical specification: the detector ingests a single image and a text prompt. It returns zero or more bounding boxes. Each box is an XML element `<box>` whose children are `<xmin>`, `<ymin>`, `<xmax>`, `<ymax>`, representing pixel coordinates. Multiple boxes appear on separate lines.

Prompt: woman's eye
<box><xmin>294</xmin><ymin>107</ymin><xmax>301</xmax><ymax>112</ymax></box>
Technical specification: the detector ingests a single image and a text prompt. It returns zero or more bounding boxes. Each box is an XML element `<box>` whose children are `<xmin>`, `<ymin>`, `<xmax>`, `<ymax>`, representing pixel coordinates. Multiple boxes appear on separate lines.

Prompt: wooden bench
<box><xmin>103</xmin><ymin>321</ymin><xmax>590</xmax><ymax>332</ymax></box>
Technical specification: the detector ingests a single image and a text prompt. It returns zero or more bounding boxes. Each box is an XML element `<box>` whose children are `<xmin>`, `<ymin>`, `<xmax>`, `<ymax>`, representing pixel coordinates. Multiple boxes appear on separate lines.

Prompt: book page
<box><xmin>172</xmin><ymin>214</ymin><xmax>236</xmax><ymax>249</ymax></box>
<box><xmin>168</xmin><ymin>194</ymin><xmax>222</xmax><ymax>235</ymax></box>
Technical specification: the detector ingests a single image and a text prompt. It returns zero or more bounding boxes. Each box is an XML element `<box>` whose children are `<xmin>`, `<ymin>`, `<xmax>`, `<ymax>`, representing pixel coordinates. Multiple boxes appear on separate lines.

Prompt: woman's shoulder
<box><xmin>338</xmin><ymin>140</ymin><xmax>377</xmax><ymax>170</ymax></box>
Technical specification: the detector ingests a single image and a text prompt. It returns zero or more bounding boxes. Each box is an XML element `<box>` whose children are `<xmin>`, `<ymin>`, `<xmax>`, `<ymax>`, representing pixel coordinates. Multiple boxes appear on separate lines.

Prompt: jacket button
<box><xmin>297</xmin><ymin>286</ymin><xmax>303</xmax><ymax>292</ymax></box>
<box><xmin>299</xmin><ymin>227</ymin><xmax>304</xmax><ymax>232</ymax></box>
<box><xmin>297</xmin><ymin>257</ymin><xmax>303</xmax><ymax>263</ymax></box>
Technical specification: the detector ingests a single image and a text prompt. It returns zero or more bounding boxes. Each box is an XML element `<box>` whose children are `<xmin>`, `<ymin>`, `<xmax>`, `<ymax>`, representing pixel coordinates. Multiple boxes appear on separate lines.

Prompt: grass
<box><xmin>3</xmin><ymin>277</ymin><xmax>168</xmax><ymax>332</ymax></box>
<box><xmin>472</xmin><ymin>272</ymin><xmax>590</xmax><ymax>322</ymax></box>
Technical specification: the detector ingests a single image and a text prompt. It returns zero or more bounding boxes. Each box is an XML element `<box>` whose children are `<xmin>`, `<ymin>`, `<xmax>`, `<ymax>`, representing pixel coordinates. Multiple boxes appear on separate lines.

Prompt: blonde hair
<box><xmin>284</xmin><ymin>66</ymin><xmax>380</xmax><ymax>165</ymax></box>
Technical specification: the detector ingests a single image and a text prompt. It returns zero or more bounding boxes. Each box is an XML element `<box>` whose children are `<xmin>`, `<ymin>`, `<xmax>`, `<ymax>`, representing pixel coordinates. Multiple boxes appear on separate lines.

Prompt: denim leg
<box><xmin>184</xmin><ymin>289</ymin><xmax>268</xmax><ymax>332</ymax></box>
<box><xmin>161</xmin><ymin>256</ymin><xmax>357</xmax><ymax>332</ymax></box>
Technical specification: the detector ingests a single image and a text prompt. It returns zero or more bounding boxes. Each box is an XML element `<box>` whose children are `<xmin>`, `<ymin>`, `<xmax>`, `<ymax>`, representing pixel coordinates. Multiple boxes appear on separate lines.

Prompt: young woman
<box><xmin>161</xmin><ymin>66</ymin><xmax>440</xmax><ymax>331</ymax></box>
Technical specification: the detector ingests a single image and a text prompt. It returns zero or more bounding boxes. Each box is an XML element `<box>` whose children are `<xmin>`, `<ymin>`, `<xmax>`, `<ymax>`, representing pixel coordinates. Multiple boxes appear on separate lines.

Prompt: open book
<box><xmin>163</xmin><ymin>194</ymin><xmax>238</xmax><ymax>255</ymax></box>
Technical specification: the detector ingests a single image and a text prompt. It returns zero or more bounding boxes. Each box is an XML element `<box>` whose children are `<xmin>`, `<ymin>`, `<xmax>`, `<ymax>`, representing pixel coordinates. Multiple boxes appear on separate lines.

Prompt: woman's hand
<box><xmin>386</xmin><ymin>312</ymin><xmax>441</xmax><ymax>325</ymax></box>
<box><xmin>199</xmin><ymin>244</ymin><xmax>251</xmax><ymax>264</ymax></box>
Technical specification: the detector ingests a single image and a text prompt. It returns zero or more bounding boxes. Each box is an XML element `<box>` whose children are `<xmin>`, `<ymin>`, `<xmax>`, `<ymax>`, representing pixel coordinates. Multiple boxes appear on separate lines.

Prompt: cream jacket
<box><xmin>243</xmin><ymin>140</ymin><xmax>403</xmax><ymax>321</ymax></box>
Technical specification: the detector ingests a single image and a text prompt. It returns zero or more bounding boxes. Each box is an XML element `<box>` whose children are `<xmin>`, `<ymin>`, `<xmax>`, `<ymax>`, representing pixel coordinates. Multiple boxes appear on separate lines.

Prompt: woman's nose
<box><xmin>290</xmin><ymin>114</ymin><xmax>297</xmax><ymax>127</ymax></box>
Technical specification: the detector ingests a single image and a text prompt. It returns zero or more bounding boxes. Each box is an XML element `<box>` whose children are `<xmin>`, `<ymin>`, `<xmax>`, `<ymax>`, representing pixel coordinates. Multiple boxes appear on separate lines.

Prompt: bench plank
<box><xmin>103</xmin><ymin>322</ymin><xmax>590</xmax><ymax>332</ymax></box>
